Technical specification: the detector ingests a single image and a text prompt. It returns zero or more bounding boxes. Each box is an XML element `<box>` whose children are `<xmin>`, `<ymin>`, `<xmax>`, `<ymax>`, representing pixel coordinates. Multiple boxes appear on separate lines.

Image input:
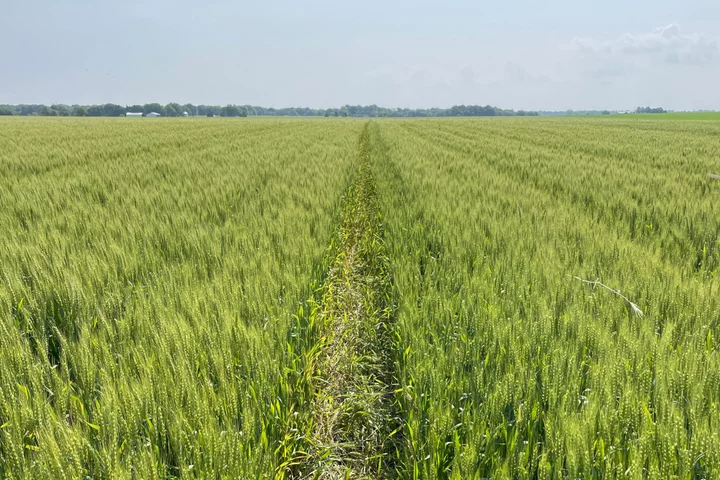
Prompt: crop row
<box><xmin>0</xmin><ymin>118</ymin><xmax>363</xmax><ymax>478</ymax></box>
<box><xmin>371</xmin><ymin>118</ymin><xmax>720</xmax><ymax>478</ymax></box>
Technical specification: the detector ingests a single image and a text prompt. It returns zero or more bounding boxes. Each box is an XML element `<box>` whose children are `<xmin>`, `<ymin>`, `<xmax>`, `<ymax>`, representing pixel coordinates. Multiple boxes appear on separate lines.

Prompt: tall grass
<box><xmin>371</xmin><ymin>118</ymin><xmax>720</xmax><ymax>478</ymax></box>
<box><xmin>0</xmin><ymin>117</ymin><xmax>362</xmax><ymax>478</ymax></box>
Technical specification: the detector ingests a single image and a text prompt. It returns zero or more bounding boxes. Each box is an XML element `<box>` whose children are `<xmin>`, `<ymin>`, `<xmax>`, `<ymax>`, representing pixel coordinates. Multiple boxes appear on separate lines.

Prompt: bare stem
<box><xmin>566</xmin><ymin>275</ymin><xmax>644</xmax><ymax>318</ymax></box>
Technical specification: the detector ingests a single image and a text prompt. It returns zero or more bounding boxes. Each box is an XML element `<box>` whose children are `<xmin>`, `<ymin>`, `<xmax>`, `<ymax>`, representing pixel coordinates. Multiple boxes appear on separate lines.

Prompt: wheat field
<box><xmin>1</xmin><ymin>116</ymin><xmax>719</xmax><ymax>479</ymax></box>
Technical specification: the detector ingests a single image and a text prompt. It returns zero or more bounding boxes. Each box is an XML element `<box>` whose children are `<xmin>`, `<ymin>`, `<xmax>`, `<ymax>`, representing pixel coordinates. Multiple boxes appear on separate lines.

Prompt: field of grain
<box><xmin>0</xmin><ymin>118</ymin><xmax>362</xmax><ymax>477</ymax></box>
<box><xmin>371</xmin><ymin>118</ymin><xmax>720</xmax><ymax>478</ymax></box>
<box><xmin>1</xmin><ymin>116</ymin><xmax>719</xmax><ymax>479</ymax></box>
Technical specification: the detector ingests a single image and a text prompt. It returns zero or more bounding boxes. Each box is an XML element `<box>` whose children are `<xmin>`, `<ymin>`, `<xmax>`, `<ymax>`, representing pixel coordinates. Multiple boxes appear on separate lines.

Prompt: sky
<box><xmin>1</xmin><ymin>0</ymin><xmax>719</xmax><ymax>111</ymax></box>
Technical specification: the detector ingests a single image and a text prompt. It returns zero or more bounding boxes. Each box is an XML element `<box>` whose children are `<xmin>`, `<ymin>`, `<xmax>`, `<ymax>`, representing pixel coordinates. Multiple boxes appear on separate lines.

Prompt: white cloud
<box><xmin>335</xmin><ymin>25</ymin><xmax>720</xmax><ymax>111</ymax></box>
<box><xmin>572</xmin><ymin>24</ymin><xmax>718</xmax><ymax>65</ymax></box>
<box><xmin>467</xmin><ymin>25</ymin><xmax>720</xmax><ymax>111</ymax></box>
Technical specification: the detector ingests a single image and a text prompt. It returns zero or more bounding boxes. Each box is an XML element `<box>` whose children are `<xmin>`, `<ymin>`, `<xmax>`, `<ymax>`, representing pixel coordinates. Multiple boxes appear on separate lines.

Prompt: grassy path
<box><xmin>276</xmin><ymin>124</ymin><xmax>401</xmax><ymax>478</ymax></box>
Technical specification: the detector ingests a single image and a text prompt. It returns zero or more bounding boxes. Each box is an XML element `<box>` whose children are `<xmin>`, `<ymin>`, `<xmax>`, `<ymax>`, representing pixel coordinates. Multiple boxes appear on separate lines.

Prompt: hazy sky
<box><xmin>2</xmin><ymin>0</ymin><xmax>719</xmax><ymax>110</ymax></box>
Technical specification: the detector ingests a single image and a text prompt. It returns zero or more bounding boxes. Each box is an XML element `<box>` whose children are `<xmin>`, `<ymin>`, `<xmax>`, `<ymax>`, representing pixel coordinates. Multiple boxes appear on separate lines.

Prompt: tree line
<box><xmin>0</xmin><ymin>103</ymin><xmax>540</xmax><ymax>118</ymax></box>
<box><xmin>320</xmin><ymin>104</ymin><xmax>539</xmax><ymax>117</ymax></box>
<box><xmin>635</xmin><ymin>106</ymin><xmax>667</xmax><ymax>114</ymax></box>
<box><xmin>0</xmin><ymin>103</ymin><xmax>247</xmax><ymax>117</ymax></box>
<box><xmin>540</xmin><ymin>107</ymin><xmax>668</xmax><ymax>116</ymax></box>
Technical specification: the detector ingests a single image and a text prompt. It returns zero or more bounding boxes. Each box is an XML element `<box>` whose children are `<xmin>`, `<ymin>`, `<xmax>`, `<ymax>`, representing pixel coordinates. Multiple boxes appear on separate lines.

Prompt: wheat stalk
<box><xmin>566</xmin><ymin>275</ymin><xmax>644</xmax><ymax>317</ymax></box>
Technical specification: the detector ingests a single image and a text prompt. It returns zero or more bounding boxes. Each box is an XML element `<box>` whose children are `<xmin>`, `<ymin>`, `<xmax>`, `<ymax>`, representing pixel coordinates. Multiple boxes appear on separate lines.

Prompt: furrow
<box><xmin>276</xmin><ymin>124</ymin><xmax>401</xmax><ymax>479</ymax></box>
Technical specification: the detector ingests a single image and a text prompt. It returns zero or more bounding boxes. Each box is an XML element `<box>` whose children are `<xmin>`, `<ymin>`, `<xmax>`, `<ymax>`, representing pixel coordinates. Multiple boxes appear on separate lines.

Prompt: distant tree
<box><xmin>127</xmin><ymin>104</ymin><xmax>144</xmax><ymax>113</ymax></box>
<box><xmin>203</xmin><ymin>105</ymin><xmax>220</xmax><ymax>117</ymax></box>
<box><xmin>102</xmin><ymin>103</ymin><xmax>125</xmax><ymax>116</ymax></box>
<box><xmin>636</xmin><ymin>106</ymin><xmax>666</xmax><ymax>114</ymax></box>
<box><xmin>87</xmin><ymin>105</ymin><xmax>104</xmax><ymax>117</ymax></box>
<box><xmin>164</xmin><ymin>102</ymin><xmax>183</xmax><ymax>117</ymax></box>
<box><xmin>481</xmin><ymin>105</ymin><xmax>496</xmax><ymax>116</ymax></box>
<box><xmin>73</xmin><ymin>106</ymin><xmax>88</xmax><ymax>117</ymax></box>
<box><xmin>51</xmin><ymin>104</ymin><xmax>71</xmax><ymax>116</ymax></box>
<box><xmin>19</xmin><ymin>105</ymin><xmax>44</xmax><ymax>116</ymax></box>
<box><xmin>143</xmin><ymin>103</ymin><xmax>164</xmax><ymax>115</ymax></box>
<box><xmin>0</xmin><ymin>107</ymin><xmax>13</xmax><ymax>116</ymax></box>
<box><xmin>220</xmin><ymin>105</ymin><xmax>246</xmax><ymax>117</ymax></box>
<box><xmin>182</xmin><ymin>103</ymin><xmax>198</xmax><ymax>116</ymax></box>
<box><xmin>39</xmin><ymin>105</ymin><xmax>58</xmax><ymax>116</ymax></box>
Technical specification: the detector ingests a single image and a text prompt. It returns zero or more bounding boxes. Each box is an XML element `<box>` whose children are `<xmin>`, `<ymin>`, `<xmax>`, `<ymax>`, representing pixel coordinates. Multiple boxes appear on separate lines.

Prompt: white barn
<box><xmin>183</xmin><ymin>111</ymin><xmax>189</xmax><ymax>117</ymax></box>
<box><xmin>126</xmin><ymin>112</ymin><xmax>143</xmax><ymax>117</ymax></box>
<box><xmin>146</xmin><ymin>112</ymin><xmax>161</xmax><ymax>117</ymax></box>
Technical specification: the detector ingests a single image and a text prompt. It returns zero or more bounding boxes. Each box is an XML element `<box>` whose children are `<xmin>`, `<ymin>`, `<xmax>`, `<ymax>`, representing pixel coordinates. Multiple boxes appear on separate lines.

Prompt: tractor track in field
<box><xmin>276</xmin><ymin>123</ymin><xmax>402</xmax><ymax>479</ymax></box>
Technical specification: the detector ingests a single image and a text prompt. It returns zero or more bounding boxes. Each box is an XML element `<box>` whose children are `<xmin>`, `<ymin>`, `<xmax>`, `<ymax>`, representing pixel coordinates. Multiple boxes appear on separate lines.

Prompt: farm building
<box><xmin>183</xmin><ymin>111</ymin><xmax>189</xmax><ymax>117</ymax></box>
<box><xmin>126</xmin><ymin>112</ymin><xmax>143</xmax><ymax>117</ymax></box>
<box><xmin>147</xmin><ymin>112</ymin><xmax>161</xmax><ymax>117</ymax></box>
